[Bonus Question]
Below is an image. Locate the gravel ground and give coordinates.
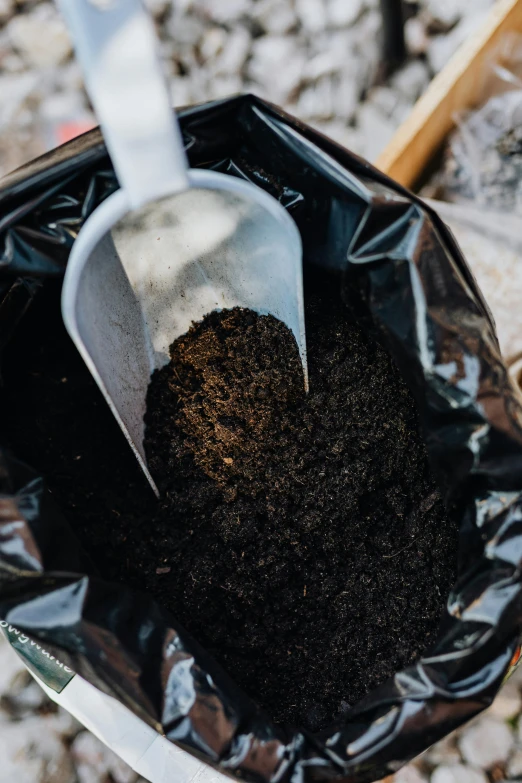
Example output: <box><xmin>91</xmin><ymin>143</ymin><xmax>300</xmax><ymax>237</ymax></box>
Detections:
<box><xmin>0</xmin><ymin>1</ymin><xmax>512</xmax><ymax>782</ymax></box>
<box><xmin>0</xmin><ymin>0</ymin><xmax>496</xmax><ymax>176</ymax></box>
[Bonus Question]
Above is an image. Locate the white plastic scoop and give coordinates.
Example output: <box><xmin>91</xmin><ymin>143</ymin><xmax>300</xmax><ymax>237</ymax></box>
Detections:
<box><xmin>58</xmin><ymin>0</ymin><xmax>307</xmax><ymax>495</ymax></box>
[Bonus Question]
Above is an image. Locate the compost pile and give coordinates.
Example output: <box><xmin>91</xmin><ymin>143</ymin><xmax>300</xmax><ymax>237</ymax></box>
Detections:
<box><xmin>2</xmin><ymin>272</ymin><xmax>458</xmax><ymax>732</ymax></box>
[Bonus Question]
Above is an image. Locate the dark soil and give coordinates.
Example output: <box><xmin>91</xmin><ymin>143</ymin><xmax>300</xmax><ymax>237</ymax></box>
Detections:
<box><xmin>1</xmin><ymin>273</ymin><xmax>459</xmax><ymax>732</ymax></box>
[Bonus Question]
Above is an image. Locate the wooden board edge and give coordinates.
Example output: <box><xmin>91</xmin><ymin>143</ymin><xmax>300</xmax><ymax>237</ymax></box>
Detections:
<box><xmin>375</xmin><ymin>0</ymin><xmax>522</xmax><ymax>188</ymax></box>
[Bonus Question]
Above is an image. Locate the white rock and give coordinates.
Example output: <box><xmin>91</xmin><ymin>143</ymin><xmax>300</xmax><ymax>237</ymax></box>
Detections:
<box><xmin>516</xmin><ymin>713</ymin><xmax>522</xmax><ymax>745</ymax></box>
<box><xmin>367</xmin><ymin>85</ymin><xmax>400</xmax><ymax>117</ymax></box>
<box><xmin>309</xmin><ymin>120</ymin><xmax>364</xmax><ymax>155</ymax></box>
<box><xmin>0</xmin><ymin>0</ymin><xmax>14</xmax><ymax>25</ymax></box>
<box><xmin>431</xmin><ymin>765</ymin><xmax>488</xmax><ymax>783</ymax></box>
<box><xmin>424</xmin><ymin>0</ymin><xmax>461</xmax><ymax>30</ymax></box>
<box><xmin>47</xmin><ymin>705</ymin><xmax>84</xmax><ymax>739</ymax></box>
<box><xmin>507</xmin><ymin>748</ymin><xmax>522</xmax><ymax>778</ymax></box>
<box><xmin>308</xmin><ymin>29</ymin><xmax>357</xmax><ymax>77</ymax></box>
<box><xmin>39</xmin><ymin>91</ymin><xmax>87</xmax><ymax>122</ymax></box>
<box><xmin>458</xmin><ymin>716</ymin><xmax>514</xmax><ymax>769</ymax></box>
<box><xmin>169</xmin><ymin>75</ymin><xmax>194</xmax><ymax>107</ymax></box>
<box><xmin>332</xmin><ymin>76</ymin><xmax>358</xmax><ymax>121</ymax></box>
<box><xmin>0</xmin><ymin>637</ymin><xmax>27</xmax><ymax>696</ymax></box>
<box><xmin>5</xmin><ymin>678</ymin><xmax>49</xmax><ymax>716</ymax></box>
<box><xmin>405</xmin><ymin>17</ymin><xmax>429</xmax><ymax>57</ymax></box>
<box><xmin>54</xmin><ymin>61</ymin><xmax>85</xmax><ymax>94</ymax></box>
<box><xmin>303</xmin><ymin>50</ymin><xmax>344</xmax><ymax>82</ymax></box>
<box><xmin>297</xmin><ymin>77</ymin><xmax>335</xmax><ymax>120</ymax></box>
<box><xmin>351</xmin><ymin>9</ymin><xmax>381</xmax><ymax>90</ymax></box>
<box><xmin>213</xmin><ymin>26</ymin><xmax>250</xmax><ymax>75</ymax></box>
<box><xmin>507</xmin><ymin>662</ymin><xmax>522</xmax><ymax>686</ymax></box>
<box><xmin>424</xmin><ymin>734</ymin><xmax>461</xmax><ymax>766</ymax></box>
<box><xmin>488</xmin><ymin>682</ymin><xmax>522</xmax><ymax>721</ymax></box>
<box><xmin>6</xmin><ymin>3</ymin><xmax>72</xmax><ymax>68</ymax></box>
<box><xmin>391</xmin><ymin>59</ymin><xmax>430</xmax><ymax>102</ymax></box>
<box><xmin>144</xmin><ymin>0</ymin><xmax>171</xmax><ymax>18</ymax></box>
<box><xmin>252</xmin><ymin>0</ymin><xmax>297</xmax><ymax>35</ymax></box>
<box><xmin>248</xmin><ymin>36</ymin><xmax>305</xmax><ymax>102</ymax></box>
<box><xmin>394</xmin><ymin>764</ymin><xmax>428</xmax><ymax>783</ymax></box>
<box><xmin>194</xmin><ymin>0</ymin><xmax>251</xmax><ymax>24</ymax></box>
<box><xmin>0</xmin><ymin>65</ymin><xmax>40</xmax><ymax>123</ymax></box>
<box><xmin>295</xmin><ymin>0</ymin><xmax>327</xmax><ymax>33</ymax></box>
<box><xmin>199</xmin><ymin>27</ymin><xmax>227</xmax><ymax>61</ymax></box>
<box><xmin>72</xmin><ymin>732</ymin><xmax>138</xmax><ymax>783</ymax></box>
<box><xmin>207</xmin><ymin>75</ymin><xmax>243</xmax><ymax>100</ymax></box>
<box><xmin>356</xmin><ymin>101</ymin><xmax>396</xmax><ymax>162</ymax></box>
<box><xmin>167</xmin><ymin>14</ymin><xmax>205</xmax><ymax>47</ymax></box>
<box><xmin>0</xmin><ymin>718</ymin><xmax>76</xmax><ymax>783</ymax></box>
<box><xmin>427</xmin><ymin>12</ymin><xmax>489</xmax><ymax>75</ymax></box>
<box><xmin>171</xmin><ymin>0</ymin><xmax>193</xmax><ymax>12</ymax></box>
<box><xmin>327</xmin><ymin>0</ymin><xmax>364</xmax><ymax>28</ymax></box>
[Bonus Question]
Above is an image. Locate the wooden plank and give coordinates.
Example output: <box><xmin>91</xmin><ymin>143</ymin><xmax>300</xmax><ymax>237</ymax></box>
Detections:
<box><xmin>375</xmin><ymin>0</ymin><xmax>522</xmax><ymax>189</ymax></box>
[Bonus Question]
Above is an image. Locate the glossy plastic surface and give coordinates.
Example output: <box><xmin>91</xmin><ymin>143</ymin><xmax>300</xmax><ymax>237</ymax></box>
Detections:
<box><xmin>0</xmin><ymin>96</ymin><xmax>521</xmax><ymax>783</ymax></box>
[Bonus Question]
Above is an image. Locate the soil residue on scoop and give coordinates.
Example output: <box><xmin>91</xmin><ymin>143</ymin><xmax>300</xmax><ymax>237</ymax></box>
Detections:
<box><xmin>1</xmin><ymin>274</ymin><xmax>459</xmax><ymax>732</ymax></box>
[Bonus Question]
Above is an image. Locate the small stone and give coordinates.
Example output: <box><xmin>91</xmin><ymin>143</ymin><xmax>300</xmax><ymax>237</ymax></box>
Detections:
<box><xmin>356</xmin><ymin>101</ymin><xmax>396</xmax><ymax>161</ymax></box>
<box><xmin>37</xmin><ymin>705</ymin><xmax>82</xmax><ymax>740</ymax></box>
<box><xmin>488</xmin><ymin>682</ymin><xmax>522</xmax><ymax>721</ymax></box>
<box><xmin>459</xmin><ymin>717</ymin><xmax>514</xmax><ymax>769</ymax></box>
<box><xmin>156</xmin><ymin>566</ymin><xmax>171</xmax><ymax>574</ymax></box>
<box><xmin>424</xmin><ymin>734</ymin><xmax>461</xmax><ymax>766</ymax></box>
<box><xmin>252</xmin><ymin>0</ymin><xmax>297</xmax><ymax>35</ymax></box>
<box><xmin>303</xmin><ymin>50</ymin><xmax>344</xmax><ymax>81</ymax></box>
<box><xmin>0</xmin><ymin>635</ymin><xmax>28</xmax><ymax>697</ymax></box>
<box><xmin>6</xmin><ymin>3</ymin><xmax>72</xmax><ymax>68</ymax></box>
<box><xmin>297</xmin><ymin>77</ymin><xmax>335</xmax><ymax>120</ymax></box>
<box><xmin>0</xmin><ymin>718</ymin><xmax>76</xmax><ymax>783</ymax></box>
<box><xmin>326</xmin><ymin>0</ymin><xmax>364</xmax><ymax>28</ymax></box>
<box><xmin>351</xmin><ymin>9</ymin><xmax>381</xmax><ymax>89</ymax></box>
<box><xmin>394</xmin><ymin>765</ymin><xmax>428</xmax><ymax>783</ymax></box>
<box><xmin>507</xmin><ymin>748</ymin><xmax>522</xmax><ymax>778</ymax></box>
<box><xmin>194</xmin><ymin>0</ymin><xmax>251</xmax><ymax>24</ymax></box>
<box><xmin>248</xmin><ymin>36</ymin><xmax>305</xmax><ymax>102</ymax></box>
<box><xmin>308</xmin><ymin>120</ymin><xmax>364</xmax><ymax>156</ymax></box>
<box><xmin>0</xmin><ymin>0</ymin><xmax>14</xmax><ymax>25</ymax></box>
<box><xmin>508</xmin><ymin>662</ymin><xmax>522</xmax><ymax>686</ymax></box>
<box><xmin>367</xmin><ymin>85</ymin><xmax>401</xmax><ymax>117</ymax></box>
<box><xmin>39</xmin><ymin>92</ymin><xmax>87</xmax><ymax>122</ymax></box>
<box><xmin>427</xmin><ymin>13</ymin><xmax>489</xmax><ymax>76</ymax></box>
<box><xmin>424</xmin><ymin>0</ymin><xmax>461</xmax><ymax>31</ymax></box>
<box><xmin>431</xmin><ymin>765</ymin><xmax>488</xmax><ymax>783</ymax></box>
<box><xmin>0</xmin><ymin>70</ymin><xmax>41</xmax><ymax>131</ymax></box>
<box><xmin>199</xmin><ymin>27</ymin><xmax>227</xmax><ymax>62</ymax></box>
<box><xmin>332</xmin><ymin>76</ymin><xmax>358</xmax><ymax>121</ymax></box>
<box><xmin>169</xmin><ymin>75</ymin><xmax>193</xmax><ymax>108</ymax></box>
<box><xmin>516</xmin><ymin>713</ymin><xmax>522</xmax><ymax>744</ymax></box>
<box><xmin>1</xmin><ymin>678</ymin><xmax>49</xmax><ymax>718</ymax></box>
<box><xmin>207</xmin><ymin>74</ymin><xmax>242</xmax><ymax>100</ymax></box>
<box><xmin>54</xmin><ymin>61</ymin><xmax>85</xmax><ymax>94</ymax></box>
<box><xmin>71</xmin><ymin>732</ymin><xmax>138</xmax><ymax>783</ymax></box>
<box><xmin>391</xmin><ymin>60</ymin><xmax>430</xmax><ymax>102</ymax></box>
<box><xmin>405</xmin><ymin>17</ymin><xmax>429</xmax><ymax>57</ymax></box>
<box><xmin>166</xmin><ymin>14</ymin><xmax>205</xmax><ymax>47</ymax></box>
<box><xmin>212</xmin><ymin>26</ymin><xmax>250</xmax><ymax>76</ymax></box>
<box><xmin>144</xmin><ymin>0</ymin><xmax>171</xmax><ymax>19</ymax></box>
<box><xmin>295</xmin><ymin>0</ymin><xmax>327</xmax><ymax>33</ymax></box>
<box><xmin>224</xmin><ymin>457</ymin><xmax>234</xmax><ymax>465</ymax></box>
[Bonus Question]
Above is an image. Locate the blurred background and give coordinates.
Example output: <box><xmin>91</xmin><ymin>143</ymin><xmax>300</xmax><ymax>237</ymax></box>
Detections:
<box><xmin>0</xmin><ymin>0</ymin><xmax>496</xmax><ymax>176</ymax></box>
<box><xmin>1</xmin><ymin>1</ymin><xmax>519</xmax><ymax>782</ymax></box>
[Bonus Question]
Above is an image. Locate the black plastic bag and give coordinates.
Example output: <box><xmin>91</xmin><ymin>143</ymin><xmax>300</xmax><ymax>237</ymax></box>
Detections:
<box><xmin>1</xmin><ymin>95</ymin><xmax>522</xmax><ymax>783</ymax></box>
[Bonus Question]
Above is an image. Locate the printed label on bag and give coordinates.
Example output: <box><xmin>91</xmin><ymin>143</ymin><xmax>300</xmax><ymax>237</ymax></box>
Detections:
<box><xmin>0</xmin><ymin>620</ymin><xmax>75</xmax><ymax>693</ymax></box>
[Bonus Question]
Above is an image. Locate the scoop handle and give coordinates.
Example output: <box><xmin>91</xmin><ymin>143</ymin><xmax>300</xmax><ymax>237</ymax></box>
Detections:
<box><xmin>57</xmin><ymin>0</ymin><xmax>189</xmax><ymax>208</ymax></box>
